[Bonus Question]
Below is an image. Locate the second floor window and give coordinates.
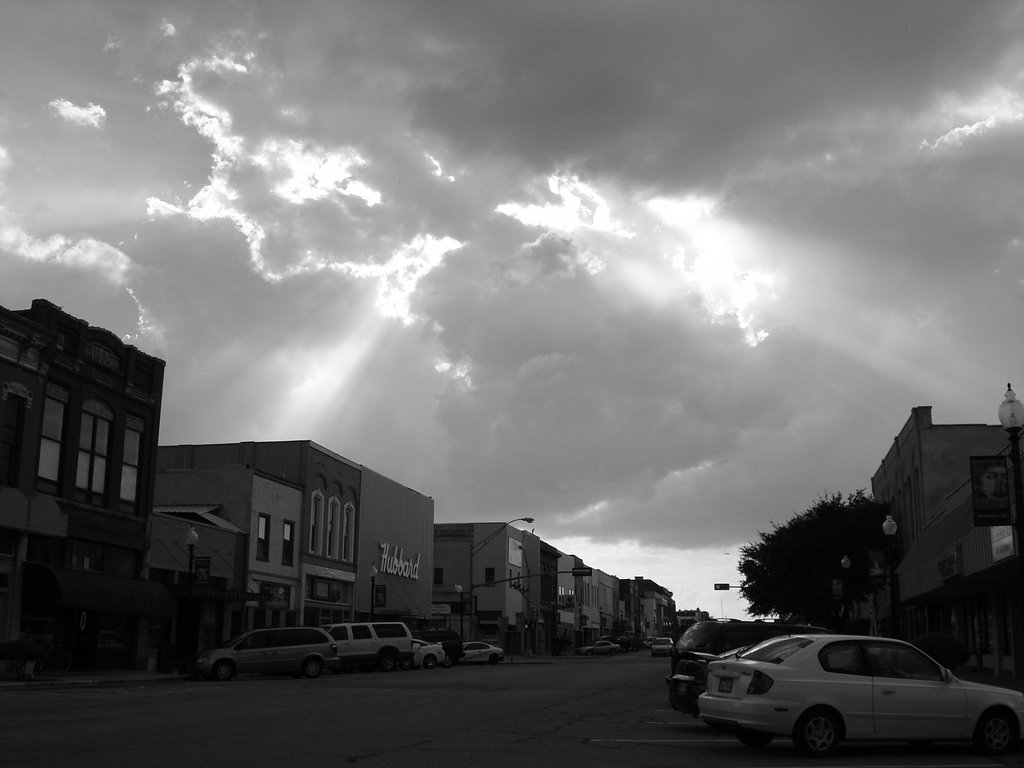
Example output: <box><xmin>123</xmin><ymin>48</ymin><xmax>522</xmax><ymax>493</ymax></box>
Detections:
<box><xmin>341</xmin><ymin>502</ymin><xmax>355</xmax><ymax>561</ymax></box>
<box><xmin>76</xmin><ymin>399</ymin><xmax>112</xmax><ymax>505</ymax></box>
<box><xmin>256</xmin><ymin>514</ymin><xmax>270</xmax><ymax>561</ymax></box>
<box><xmin>282</xmin><ymin>520</ymin><xmax>294</xmax><ymax>566</ymax></box>
<box><xmin>37</xmin><ymin>388</ymin><xmax>68</xmax><ymax>484</ymax></box>
<box><xmin>119</xmin><ymin>418</ymin><xmax>143</xmax><ymax>507</ymax></box>
<box><xmin>309</xmin><ymin>493</ymin><xmax>323</xmax><ymax>554</ymax></box>
<box><xmin>326</xmin><ymin>499</ymin><xmax>339</xmax><ymax>558</ymax></box>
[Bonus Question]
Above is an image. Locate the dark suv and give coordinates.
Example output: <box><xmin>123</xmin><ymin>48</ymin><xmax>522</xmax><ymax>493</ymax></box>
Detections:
<box><xmin>666</xmin><ymin>620</ymin><xmax>830</xmax><ymax>716</ymax></box>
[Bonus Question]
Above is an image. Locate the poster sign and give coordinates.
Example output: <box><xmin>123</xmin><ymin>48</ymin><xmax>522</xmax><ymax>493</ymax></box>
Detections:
<box><xmin>971</xmin><ymin>456</ymin><xmax>1012</xmax><ymax>526</ymax></box>
<box><xmin>193</xmin><ymin>556</ymin><xmax>211</xmax><ymax>585</ymax></box>
<box><xmin>373</xmin><ymin>584</ymin><xmax>387</xmax><ymax>607</ymax></box>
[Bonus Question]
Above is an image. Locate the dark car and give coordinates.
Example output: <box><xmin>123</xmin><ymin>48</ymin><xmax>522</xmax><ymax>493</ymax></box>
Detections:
<box><xmin>666</xmin><ymin>620</ymin><xmax>830</xmax><ymax>717</ymax></box>
<box><xmin>416</xmin><ymin>628</ymin><xmax>464</xmax><ymax>663</ymax></box>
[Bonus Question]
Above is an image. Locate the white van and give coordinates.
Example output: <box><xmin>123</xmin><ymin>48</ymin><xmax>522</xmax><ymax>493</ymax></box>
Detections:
<box><xmin>320</xmin><ymin>621</ymin><xmax>414</xmax><ymax>672</ymax></box>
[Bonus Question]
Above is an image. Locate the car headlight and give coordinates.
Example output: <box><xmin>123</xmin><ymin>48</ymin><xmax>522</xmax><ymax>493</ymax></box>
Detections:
<box><xmin>194</xmin><ymin>655</ymin><xmax>210</xmax><ymax>665</ymax></box>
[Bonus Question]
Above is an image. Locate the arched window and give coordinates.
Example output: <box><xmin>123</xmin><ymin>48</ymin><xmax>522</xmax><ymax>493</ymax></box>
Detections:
<box><xmin>326</xmin><ymin>498</ymin><xmax>340</xmax><ymax>558</ymax></box>
<box><xmin>341</xmin><ymin>502</ymin><xmax>355</xmax><ymax>562</ymax></box>
<box><xmin>309</xmin><ymin>492</ymin><xmax>324</xmax><ymax>553</ymax></box>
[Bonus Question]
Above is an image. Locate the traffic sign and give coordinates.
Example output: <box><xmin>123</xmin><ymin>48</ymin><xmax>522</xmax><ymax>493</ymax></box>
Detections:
<box><xmin>571</xmin><ymin>567</ymin><xmax>593</xmax><ymax>576</ymax></box>
<box><xmin>713</xmin><ymin>583</ymin><xmax>732</xmax><ymax>590</ymax></box>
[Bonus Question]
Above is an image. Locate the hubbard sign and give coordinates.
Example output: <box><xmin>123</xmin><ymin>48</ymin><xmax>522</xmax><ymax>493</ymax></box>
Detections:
<box><xmin>378</xmin><ymin>541</ymin><xmax>421</xmax><ymax>580</ymax></box>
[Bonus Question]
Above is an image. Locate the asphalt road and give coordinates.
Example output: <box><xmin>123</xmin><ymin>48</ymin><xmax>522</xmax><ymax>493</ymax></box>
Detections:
<box><xmin>1</xmin><ymin>653</ymin><xmax>1020</xmax><ymax>768</ymax></box>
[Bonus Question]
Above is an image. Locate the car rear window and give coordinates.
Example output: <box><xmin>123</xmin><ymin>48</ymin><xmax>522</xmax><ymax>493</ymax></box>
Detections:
<box><xmin>738</xmin><ymin>636</ymin><xmax>812</xmax><ymax>663</ymax></box>
<box><xmin>677</xmin><ymin>623</ymin><xmax>720</xmax><ymax>651</ymax></box>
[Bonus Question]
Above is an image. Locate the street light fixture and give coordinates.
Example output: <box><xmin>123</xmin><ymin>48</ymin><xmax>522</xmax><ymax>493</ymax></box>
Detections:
<box><xmin>466</xmin><ymin>517</ymin><xmax>535</xmax><ymax>641</ymax></box>
<box><xmin>369</xmin><ymin>564</ymin><xmax>379</xmax><ymax>621</ymax></box>
<box><xmin>183</xmin><ymin>526</ymin><xmax>199</xmax><ymax>670</ymax></box>
<box><xmin>454</xmin><ymin>584</ymin><xmax>465</xmax><ymax>636</ymax></box>
<box><xmin>882</xmin><ymin>514</ymin><xmax>898</xmax><ymax>637</ymax></box>
<box><xmin>998</xmin><ymin>385</ymin><xmax>1024</xmax><ymax>657</ymax></box>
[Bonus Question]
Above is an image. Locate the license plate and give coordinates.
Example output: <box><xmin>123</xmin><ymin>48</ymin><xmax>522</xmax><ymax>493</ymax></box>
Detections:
<box><xmin>718</xmin><ymin>677</ymin><xmax>733</xmax><ymax>693</ymax></box>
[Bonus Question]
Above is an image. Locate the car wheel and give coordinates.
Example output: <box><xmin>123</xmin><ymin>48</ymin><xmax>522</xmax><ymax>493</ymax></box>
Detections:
<box><xmin>974</xmin><ymin>708</ymin><xmax>1020</xmax><ymax>756</ymax></box>
<box><xmin>793</xmin><ymin>707</ymin><xmax>842</xmax><ymax>758</ymax></box>
<box><xmin>423</xmin><ymin>654</ymin><xmax>437</xmax><ymax>669</ymax></box>
<box><xmin>737</xmin><ymin>728</ymin><xmax>774</xmax><ymax>748</ymax></box>
<box><xmin>212</xmin><ymin>660</ymin><xmax>234</xmax><ymax>682</ymax></box>
<box><xmin>378</xmin><ymin>650</ymin><xmax>399</xmax><ymax>672</ymax></box>
<box><xmin>302</xmin><ymin>657</ymin><xmax>323</xmax><ymax>679</ymax></box>
<box><xmin>488</xmin><ymin>654</ymin><xmax>500</xmax><ymax>665</ymax></box>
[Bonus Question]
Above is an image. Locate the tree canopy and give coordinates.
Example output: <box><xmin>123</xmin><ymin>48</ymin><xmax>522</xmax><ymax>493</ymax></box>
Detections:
<box><xmin>737</xmin><ymin>491</ymin><xmax>891</xmax><ymax>628</ymax></box>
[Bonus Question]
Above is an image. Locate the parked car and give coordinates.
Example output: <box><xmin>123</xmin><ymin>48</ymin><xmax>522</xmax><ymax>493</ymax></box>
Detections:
<box><xmin>592</xmin><ymin>640</ymin><xmax>621</xmax><ymax>655</ymax></box>
<box><xmin>699</xmin><ymin>634</ymin><xmax>1024</xmax><ymax>757</ymax></box>
<box><xmin>461</xmin><ymin>641</ymin><xmax>504</xmax><ymax>664</ymax></box>
<box><xmin>616</xmin><ymin>635</ymin><xmax>643</xmax><ymax>652</ymax></box>
<box><xmin>403</xmin><ymin>638</ymin><xmax>447</xmax><ymax>669</ymax></box>
<box><xmin>189</xmin><ymin>626</ymin><xmax>339</xmax><ymax>681</ymax></box>
<box><xmin>416</xmin><ymin>628</ymin><xmax>464</xmax><ymax>664</ymax></box>
<box><xmin>650</xmin><ymin>637</ymin><xmax>674</xmax><ymax>656</ymax></box>
<box><xmin>667</xmin><ymin>620</ymin><xmax>830</xmax><ymax>717</ymax></box>
<box><xmin>320</xmin><ymin>621</ymin><xmax>414</xmax><ymax>672</ymax></box>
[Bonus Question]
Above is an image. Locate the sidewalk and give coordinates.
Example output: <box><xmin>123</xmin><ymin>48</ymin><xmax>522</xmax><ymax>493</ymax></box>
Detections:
<box><xmin>0</xmin><ymin>653</ymin><xmax>561</xmax><ymax>690</ymax></box>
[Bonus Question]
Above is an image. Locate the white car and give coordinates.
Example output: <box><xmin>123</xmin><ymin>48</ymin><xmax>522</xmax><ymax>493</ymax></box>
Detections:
<box><xmin>460</xmin><ymin>641</ymin><xmax>504</xmax><ymax>665</ymax></box>
<box><xmin>406</xmin><ymin>638</ymin><xmax>447</xmax><ymax>669</ymax></box>
<box><xmin>699</xmin><ymin>634</ymin><xmax>1024</xmax><ymax>757</ymax></box>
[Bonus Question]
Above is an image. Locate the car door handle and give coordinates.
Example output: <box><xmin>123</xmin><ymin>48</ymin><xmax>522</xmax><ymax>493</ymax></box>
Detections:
<box><xmin>881</xmin><ymin>689</ymin><xmax>896</xmax><ymax>696</ymax></box>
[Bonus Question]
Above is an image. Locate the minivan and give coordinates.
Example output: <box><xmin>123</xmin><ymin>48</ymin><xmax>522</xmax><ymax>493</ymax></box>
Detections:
<box><xmin>189</xmin><ymin>626</ymin><xmax>340</xmax><ymax>681</ymax></box>
<box><xmin>320</xmin><ymin>621</ymin><xmax>414</xmax><ymax>672</ymax></box>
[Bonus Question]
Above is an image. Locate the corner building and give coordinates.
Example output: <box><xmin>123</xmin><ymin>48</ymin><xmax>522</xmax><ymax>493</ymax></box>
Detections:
<box><xmin>0</xmin><ymin>299</ymin><xmax>173</xmax><ymax>670</ymax></box>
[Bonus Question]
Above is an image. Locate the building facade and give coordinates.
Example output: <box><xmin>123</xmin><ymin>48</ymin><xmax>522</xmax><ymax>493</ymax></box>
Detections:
<box><xmin>155</xmin><ymin>441</ymin><xmax>434</xmax><ymax>651</ymax></box>
<box><xmin>872</xmin><ymin>405</ymin><xmax>1019</xmax><ymax>676</ymax></box>
<box><xmin>0</xmin><ymin>299</ymin><xmax>173</xmax><ymax>670</ymax></box>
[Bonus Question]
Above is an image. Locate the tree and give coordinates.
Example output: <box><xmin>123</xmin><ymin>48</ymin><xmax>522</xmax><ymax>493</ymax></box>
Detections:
<box><xmin>738</xmin><ymin>491</ymin><xmax>890</xmax><ymax>628</ymax></box>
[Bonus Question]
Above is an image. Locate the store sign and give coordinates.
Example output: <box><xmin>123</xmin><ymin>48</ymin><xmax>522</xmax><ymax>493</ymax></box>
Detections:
<box><xmin>378</xmin><ymin>541</ymin><xmax>421</xmax><ymax>580</ymax></box>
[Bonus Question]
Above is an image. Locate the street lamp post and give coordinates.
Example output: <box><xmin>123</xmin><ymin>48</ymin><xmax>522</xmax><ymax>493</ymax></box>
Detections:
<box><xmin>466</xmin><ymin>517</ymin><xmax>534</xmax><ymax>641</ymax></box>
<box><xmin>835</xmin><ymin>554</ymin><xmax>852</xmax><ymax>630</ymax></box>
<box><xmin>998</xmin><ymin>384</ymin><xmax>1024</xmax><ymax>675</ymax></box>
<box><xmin>183</xmin><ymin>526</ymin><xmax>199</xmax><ymax>670</ymax></box>
<box><xmin>882</xmin><ymin>514</ymin><xmax>898</xmax><ymax>637</ymax></box>
<box><xmin>454</xmin><ymin>584</ymin><xmax>465</xmax><ymax>636</ymax></box>
<box><xmin>369</xmin><ymin>564</ymin><xmax>379</xmax><ymax>621</ymax></box>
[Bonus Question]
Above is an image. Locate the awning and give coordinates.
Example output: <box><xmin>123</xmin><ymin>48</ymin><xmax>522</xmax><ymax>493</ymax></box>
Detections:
<box><xmin>169</xmin><ymin>584</ymin><xmax>260</xmax><ymax>602</ymax></box>
<box><xmin>24</xmin><ymin>563</ymin><xmax>176</xmax><ymax>617</ymax></box>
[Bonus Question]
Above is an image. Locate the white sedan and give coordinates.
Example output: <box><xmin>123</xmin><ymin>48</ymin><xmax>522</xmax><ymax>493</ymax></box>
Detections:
<box><xmin>699</xmin><ymin>634</ymin><xmax>1024</xmax><ymax>757</ymax></box>
<box><xmin>407</xmin><ymin>638</ymin><xmax>447</xmax><ymax>669</ymax></box>
<box><xmin>460</xmin><ymin>641</ymin><xmax>504</xmax><ymax>665</ymax></box>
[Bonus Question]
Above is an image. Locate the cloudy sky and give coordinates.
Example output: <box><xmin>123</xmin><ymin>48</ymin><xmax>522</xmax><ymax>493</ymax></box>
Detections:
<box><xmin>3</xmin><ymin>1</ymin><xmax>1024</xmax><ymax>620</ymax></box>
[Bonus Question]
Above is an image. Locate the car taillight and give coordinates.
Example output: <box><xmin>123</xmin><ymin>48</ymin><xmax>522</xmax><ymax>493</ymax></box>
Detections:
<box><xmin>746</xmin><ymin>670</ymin><xmax>774</xmax><ymax>695</ymax></box>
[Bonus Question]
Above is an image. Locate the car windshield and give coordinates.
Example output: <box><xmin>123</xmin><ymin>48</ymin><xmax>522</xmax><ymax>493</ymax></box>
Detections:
<box><xmin>217</xmin><ymin>633</ymin><xmax>248</xmax><ymax>649</ymax></box>
<box><xmin>737</xmin><ymin>636</ymin><xmax>812</xmax><ymax>663</ymax></box>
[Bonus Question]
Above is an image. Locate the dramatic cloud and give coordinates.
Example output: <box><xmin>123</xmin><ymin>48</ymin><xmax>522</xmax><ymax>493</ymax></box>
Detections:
<box><xmin>49</xmin><ymin>99</ymin><xmax>106</xmax><ymax>128</ymax></box>
<box><xmin>3</xmin><ymin>0</ymin><xmax>1024</xmax><ymax>617</ymax></box>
